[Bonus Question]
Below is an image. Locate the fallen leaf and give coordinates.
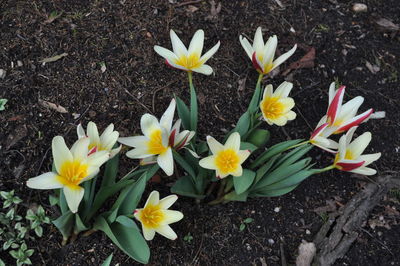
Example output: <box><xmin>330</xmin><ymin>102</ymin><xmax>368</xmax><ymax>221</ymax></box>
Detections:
<box><xmin>206</xmin><ymin>0</ymin><xmax>222</xmax><ymax>20</ymax></box>
<box><xmin>38</xmin><ymin>99</ymin><xmax>68</xmax><ymax>113</ymax></box>
<box><xmin>39</xmin><ymin>53</ymin><xmax>68</xmax><ymax>64</ymax></box>
<box><xmin>282</xmin><ymin>47</ymin><xmax>315</xmax><ymax>76</ymax></box>
<box><xmin>187</xmin><ymin>5</ymin><xmax>199</xmax><ymax>13</ymax></box>
<box><xmin>5</xmin><ymin>125</ymin><xmax>28</xmax><ymax>150</ymax></box>
<box><xmin>238</xmin><ymin>77</ymin><xmax>247</xmax><ymax>92</ymax></box>
<box><xmin>313</xmin><ymin>199</ymin><xmax>337</xmax><ymax>214</ymax></box>
<box><xmin>44</xmin><ymin>11</ymin><xmax>63</xmax><ymax>24</ymax></box>
<box><xmin>375</xmin><ymin>18</ymin><xmax>399</xmax><ymax>32</ymax></box>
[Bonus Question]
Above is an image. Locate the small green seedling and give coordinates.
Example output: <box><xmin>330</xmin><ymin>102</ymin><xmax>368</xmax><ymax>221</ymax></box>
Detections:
<box><xmin>183</xmin><ymin>232</ymin><xmax>193</xmax><ymax>243</ymax></box>
<box><xmin>239</xmin><ymin>218</ymin><xmax>254</xmax><ymax>232</ymax></box>
<box><xmin>0</xmin><ymin>99</ymin><xmax>8</xmax><ymax>111</ymax></box>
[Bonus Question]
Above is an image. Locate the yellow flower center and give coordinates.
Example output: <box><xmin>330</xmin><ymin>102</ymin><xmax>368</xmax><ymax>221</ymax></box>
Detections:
<box><xmin>147</xmin><ymin>129</ymin><xmax>168</xmax><ymax>155</ymax></box>
<box><xmin>332</xmin><ymin>118</ymin><xmax>343</xmax><ymax>127</ymax></box>
<box><xmin>333</xmin><ymin>149</ymin><xmax>355</xmax><ymax>167</ymax></box>
<box><xmin>57</xmin><ymin>160</ymin><xmax>89</xmax><ymax>187</ymax></box>
<box><xmin>174</xmin><ymin>53</ymin><xmax>203</xmax><ymax>69</ymax></box>
<box><xmin>215</xmin><ymin>149</ymin><xmax>240</xmax><ymax>174</ymax></box>
<box><xmin>139</xmin><ymin>204</ymin><xmax>164</xmax><ymax>228</ymax></box>
<box><xmin>261</xmin><ymin>97</ymin><xmax>284</xmax><ymax>120</ymax></box>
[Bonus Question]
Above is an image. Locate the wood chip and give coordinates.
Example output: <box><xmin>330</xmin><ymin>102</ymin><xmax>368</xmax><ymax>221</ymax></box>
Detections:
<box><xmin>365</xmin><ymin>61</ymin><xmax>380</xmax><ymax>74</ymax></box>
<box><xmin>38</xmin><ymin>99</ymin><xmax>68</xmax><ymax>113</ymax></box>
<box><xmin>375</xmin><ymin>18</ymin><xmax>399</xmax><ymax>32</ymax></box>
<box><xmin>283</xmin><ymin>47</ymin><xmax>315</xmax><ymax>76</ymax></box>
<box><xmin>39</xmin><ymin>53</ymin><xmax>68</xmax><ymax>64</ymax></box>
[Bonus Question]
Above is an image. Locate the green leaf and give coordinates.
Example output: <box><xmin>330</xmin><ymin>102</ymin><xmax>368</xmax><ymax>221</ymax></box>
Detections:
<box><xmin>115</xmin><ymin>216</ymin><xmax>139</xmax><ymax>231</ymax></box>
<box><xmin>232</xmin><ymin>111</ymin><xmax>250</xmax><ymax>137</ymax></box>
<box><xmin>251</xmin><ymin>184</ymin><xmax>298</xmax><ymax>197</ymax></box>
<box><xmin>94</xmin><ymin>216</ymin><xmax>150</xmax><ymax>264</ymax></box>
<box><xmin>190</xmin><ymin>83</ymin><xmax>198</xmax><ymax>132</ymax></box>
<box><xmin>250</xmin><ymin>139</ymin><xmax>304</xmax><ymax>169</ymax></box>
<box><xmin>272</xmin><ymin>144</ymin><xmax>313</xmax><ymax>170</ymax></box>
<box><xmin>74</xmin><ymin>213</ymin><xmax>88</xmax><ymax>234</ymax></box>
<box><xmin>248</xmin><ymin>78</ymin><xmax>263</xmax><ymax>113</ymax></box>
<box><xmin>197</xmin><ymin>141</ymin><xmax>209</xmax><ymax>154</ymax></box>
<box><xmin>253</xmin><ymin>154</ymin><xmax>280</xmax><ymax>185</ymax></box>
<box><xmin>233</xmin><ymin>169</ymin><xmax>256</xmax><ymax>195</ymax></box>
<box><xmin>52</xmin><ymin>211</ymin><xmax>74</xmax><ymax>240</ymax></box>
<box><xmin>254</xmin><ymin>158</ymin><xmax>311</xmax><ymax>189</ymax></box>
<box><xmin>175</xmin><ymin>95</ymin><xmax>191</xmax><ymax>130</ymax></box>
<box><xmin>101</xmin><ymin>153</ymin><xmax>120</xmax><ymax>187</ymax></box>
<box><xmin>240</xmin><ymin>142</ymin><xmax>258</xmax><ymax>152</ymax></box>
<box><xmin>172</xmin><ymin>150</ymin><xmax>197</xmax><ymax>179</ymax></box>
<box><xmin>0</xmin><ymin>99</ymin><xmax>7</xmax><ymax>111</ymax></box>
<box><xmin>59</xmin><ymin>189</ymin><xmax>69</xmax><ymax>214</ymax></box>
<box><xmin>171</xmin><ymin>175</ymin><xmax>205</xmax><ymax>199</ymax></box>
<box><xmin>34</xmin><ymin>226</ymin><xmax>43</xmax><ymax>237</ymax></box>
<box><xmin>49</xmin><ymin>195</ymin><xmax>59</xmax><ymax>206</ymax></box>
<box><xmin>244</xmin><ymin>218</ymin><xmax>253</xmax><ymax>224</ymax></box>
<box><xmin>223</xmin><ymin>190</ymin><xmax>249</xmax><ymax>202</ymax></box>
<box><xmin>101</xmin><ymin>253</ymin><xmax>113</xmax><ymax>266</ymax></box>
<box><xmin>246</xmin><ymin>129</ymin><xmax>270</xmax><ymax>148</ymax></box>
<box><xmin>239</xmin><ymin>223</ymin><xmax>246</xmax><ymax>231</ymax></box>
<box><xmin>261</xmin><ymin>169</ymin><xmax>314</xmax><ymax>191</ymax></box>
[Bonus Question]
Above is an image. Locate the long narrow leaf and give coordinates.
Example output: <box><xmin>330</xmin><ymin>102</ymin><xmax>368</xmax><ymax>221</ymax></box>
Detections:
<box><xmin>190</xmin><ymin>84</ymin><xmax>198</xmax><ymax>132</ymax></box>
<box><xmin>101</xmin><ymin>154</ymin><xmax>119</xmax><ymax>187</ymax></box>
<box><xmin>173</xmin><ymin>150</ymin><xmax>197</xmax><ymax>179</ymax></box>
<box><xmin>175</xmin><ymin>95</ymin><xmax>191</xmax><ymax>130</ymax></box>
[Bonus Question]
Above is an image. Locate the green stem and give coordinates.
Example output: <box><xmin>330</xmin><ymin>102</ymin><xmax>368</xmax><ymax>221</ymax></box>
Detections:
<box><xmin>288</xmin><ymin>140</ymin><xmax>310</xmax><ymax>150</ymax></box>
<box><xmin>188</xmin><ymin>71</ymin><xmax>193</xmax><ymax>87</ymax></box>
<box><xmin>312</xmin><ymin>165</ymin><xmax>335</xmax><ymax>174</ymax></box>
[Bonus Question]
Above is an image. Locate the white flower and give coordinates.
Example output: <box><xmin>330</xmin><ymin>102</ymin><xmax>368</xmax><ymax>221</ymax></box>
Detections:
<box><xmin>134</xmin><ymin>191</ymin><xmax>183</xmax><ymax>241</ymax></box>
<box><xmin>199</xmin><ymin>132</ymin><xmax>251</xmax><ymax>179</ymax></box>
<box><xmin>27</xmin><ymin>136</ymin><xmax>109</xmax><ymax>213</ymax></box>
<box><xmin>154</xmin><ymin>29</ymin><xmax>220</xmax><ymax>75</ymax></box>
<box><xmin>260</xmin><ymin>81</ymin><xmax>296</xmax><ymax>126</ymax></box>
<box><xmin>77</xmin><ymin>122</ymin><xmax>121</xmax><ymax>159</ymax></box>
<box><xmin>333</xmin><ymin>127</ymin><xmax>381</xmax><ymax>175</ymax></box>
<box><xmin>118</xmin><ymin>99</ymin><xmax>194</xmax><ymax>176</ymax></box>
<box><xmin>239</xmin><ymin>27</ymin><xmax>297</xmax><ymax>74</ymax></box>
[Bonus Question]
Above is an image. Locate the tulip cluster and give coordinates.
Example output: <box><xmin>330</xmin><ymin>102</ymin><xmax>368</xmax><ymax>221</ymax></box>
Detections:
<box><xmin>26</xmin><ymin>26</ymin><xmax>383</xmax><ymax>264</ymax></box>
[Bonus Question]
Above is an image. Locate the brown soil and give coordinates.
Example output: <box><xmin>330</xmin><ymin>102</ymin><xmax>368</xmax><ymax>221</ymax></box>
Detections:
<box><xmin>1</xmin><ymin>0</ymin><xmax>399</xmax><ymax>265</ymax></box>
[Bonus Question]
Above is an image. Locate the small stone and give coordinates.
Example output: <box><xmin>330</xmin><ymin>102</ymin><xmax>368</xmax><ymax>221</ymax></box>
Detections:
<box><xmin>0</xmin><ymin>69</ymin><xmax>6</xmax><ymax>79</ymax></box>
<box><xmin>299</xmin><ymin>209</ymin><xmax>304</xmax><ymax>213</ymax></box>
<box><xmin>377</xmin><ymin>231</ymin><xmax>383</xmax><ymax>237</ymax></box>
<box><xmin>352</xmin><ymin>3</ymin><xmax>367</xmax><ymax>13</ymax></box>
<box><xmin>306</xmin><ymin>229</ymin><xmax>311</xmax><ymax>235</ymax></box>
<box><xmin>274</xmin><ymin>207</ymin><xmax>281</xmax><ymax>213</ymax></box>
<box><xmin>268</xmin><ymin>239</ymin><xmax>275</xmax><ymax>245</ymax></box>
<box><xmin>17</xmin><ymin>60</ymin><xmax>23</xmax><ymax>67</ymax></box>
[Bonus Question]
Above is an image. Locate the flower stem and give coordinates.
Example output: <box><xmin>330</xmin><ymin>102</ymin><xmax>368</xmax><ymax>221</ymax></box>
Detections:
<box><xmin>188</xmin><ymin>71</ymin><xmax>193</xmax><ymax>88</ymax></box>
<box><xmin>312</xmin><ymin>165</ymin><xmax>335</xmax><ymax>174</ymax></box>
<box><xmin>288</xmin><ymin>140</ymin><xmax>310</xmax><ymax>150</ymax></box>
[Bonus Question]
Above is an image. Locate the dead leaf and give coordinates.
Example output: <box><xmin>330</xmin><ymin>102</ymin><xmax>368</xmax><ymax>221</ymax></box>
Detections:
<box><xmin>365</xmin><ymin>61</ymin><xmax>380</xmax><ymax>74</ymax></box>
<box><xmin>238</xmin><ymin>77</ymin><xmax>246</xmax><ymax>92</ymax></box>
<box><xmin>313</xmin><ymin>199</ymin><xmax>337</xmax><ymax>214</ymax></box>
<box><xmin>187</xmin><ymin>5</ymin><xmax>199</xmax><ymax>13</ymax></box>
<box><xmin>282</xmin><ymin>47</ymin><xmax>315</xmax><ymax>76</ymax></box>
<box><xmin>39</xmin><ymin>53</ymin><xmax>68</xmax><ymax>64</ymax></box>
<box><xmin>206</xmin><ymin>0</ymin><xmax>221</xmax><ymax>20</ymax></box>
<box><xmin>44</xmin><ymin>11</ymin><xmax>63</xmax><ymax>24</ymax></box>
<box><xmin>5</xmin><ymin>125</ymin><xmax>28</xmax><ymax>150</ymax></box>
<box><xmin>375</xmin><ymin>18</ymin><xmax>399</xmax><ymax>32</ymax></box>
<box><xmin>38</xmin><ymin>99</ymin><xmax>68</xmax><ymax>113</ymax></box>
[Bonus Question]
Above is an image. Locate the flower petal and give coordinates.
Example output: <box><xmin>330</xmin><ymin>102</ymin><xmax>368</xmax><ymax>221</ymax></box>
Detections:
<box><xmin>118</xmin><ymin>136</ymin><xmax>148</xmax><ymax>148</ymax></box>
<box><xmin>252</xmin><ymin>27</ymin><xmax>264</xmax><ymax>56</ymax></box>
<box><xmin>337</xmin><ymin>96</ymin><xmax>364</xmax><ymax>122</ymax></box>
<box><xmin>239</xmin><ymin>35</ymin><xmax>254</xmax><ymax>59</ymax></box>
<box><xmin>336</xmin><ymin>108</ymin><xmax>374</xmax><ymax>134</ymax></box>
<box><xmin>126</xmin><ymin>147</ymin><xmax>154</xmax><ymax>159</ymax></box>
<box><xmin>192</xmin><ymin>64</ymin><xmax>213</xmax><ymax>75</ymax></box>
<box><xmin>142</xmin><ymin>225</ymin><xmax>156</xmax><ymax>241</ymax></box>
<box><xmin>87</xmin><ymin>122</ymin><xmax>100</xmax><ymax>144</ymax></box>
<box><xmin>70</xmin><ymin>137</ymin><xmax>90</xmax><ymax>159</ymax></box>
<box><xmin>206</xmin><ymin>136</ymin><xmax>224</xmax><ymax>154</ymax></box>
<box><xmin>199</xmin><ymin>41</ymin><xmax>220</xmax><ymax>63</ymax></box>
<box><xmin>188</xmin><ymin>29</ymin><xmax>204</xmax><ymax>57</ymax></box>
<box><xmin>351</xmin><ymin>167</ymin><xmax>377</xmax><ymax>176</ymax></box>
<box><xmin>144</xmin><ymin>191</ymin><xmax>160</xmax><ymax>207</ymax></box>
<box><xmin>141</xmin><ymin>114</ymin><xmax>161</xmax><ymax>139</ymax></box>
<box><xmin>87</xmin><ymin>150</ymin><xmax>109</xmax><ymax>167</ymax></box>
<box><xmin>63</xmin><ymin>185</ymin><xmax>84</xmax><ymax>213</ymax></box>
<box><xmin>199</xmin><ymin>155</ymin><xmax>217</xmax><ymax>170</ymax></box>
<box><xmin>347</xmin><ymin>132</ymin><xmax>372</xmax><ymax>158</ymax></box>
<box><xmin>157</xmin><ymin>147</ymin><xmax>174</xmax><ymax>176</ymax></box>
<box><xmin>155</xmin><ymin>225</ymin><xmax>177</xmax><ymax>240</ymax></box>
<box><xmin>310</xmin><ymin>123</ymin><xmax>329</xmax><ymax>140</ymax></box>
<box><xmin>225</xmin><ymin>132</ymin><xmax>240</xmax><ymax>150</ymax></box>
<box><xmin>262</xmin><ymin>35</ymin><xmax>277</xmax><ymax>66</ymax></box>
<box><xmin>271</xmin><ymin>44</ymin><xmax>297</xmax><ymax>70</ymax></box>
<box><xmin>336</xmin><ymin>160</ymin><xmax>365</xmax><ymax>171</ymax></box>
<box><xmin>161</xmin><ymin>210</ymin><xmax>184</xmax><ymax>225</ymax></box>
<box><xmin>238</xmin><ymin>150</ymin><xmax>251</xmax><ymax>164</ymax></box>
<box><xmin>326</xmin><ymin>85</ymin><xmax>345</xmax><ymax>124</ymax></box>
<box><xmin>154</xmin><ymin>45</ymin><xmax>177</xmax><ymax>62</ymax></box>
<box><xmin>273</xmin><ymin>81</ymin><xmax>293</xmax><ymax>98</ymax></box>
<box><xmin>262</xmin><ymin>84</ymin><xmax>273</xmax><ymax>99</ymax></box>
<box><xmin>26</xmin><ymin>172</ymin><xmax>63</xmax><ymax>189</ymax></box>
<box><xmin>52</xmin><ymin>136</ymin><xmax>73</xmax><ymax>173</ymax></box>
<box><xmin>77</xmin><ymin>124</ymin><xmax>86</xmax><ymax>139</ymax></box>
<box><xmin>328</xmin><ymin>82</ymin><xmax>336</xmax><ymax>105</ymax></box>
<box><xmin>170</xmin><ymin>29</ymin><xmax>188</xmax><ymax>57</ymax></box>
<box><xmin>159</xmin><ymin>195</ymin><xmax>178</xmax><ymax>209</ymax></box>
<box><xmin>231</xmin><ymin>165</ymin><xmax>243</xmax><ymax>177</ymax></box>
<box><xmin>359</xmin><ymin>153</ymin><xmax>381</xmax><ymax>167</ymax></box>
<box><xmin>160</xmin><ymin>99</ymin><xmax>176</xmax><ymax>131</ymax></box>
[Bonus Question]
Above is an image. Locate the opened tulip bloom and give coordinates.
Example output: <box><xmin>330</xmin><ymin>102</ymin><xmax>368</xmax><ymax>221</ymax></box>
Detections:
<box><xmin>77</xmin><ymin>121</ymin><xmax>121</xmax><ymax>159</ymax></box>
<box><xmin>309</xmin><ymin>123</ymin><xmax>338</xmax><ymax>153</ymax></box>
<box><xmin>118</xmin><ymin>99</ymin><xmax>194</xmax><ymax>176</ymax></box>
<box><xmin>260</xmin><ymin>81</ymin><xmax>296</xmax><ymax>126</ymax></box>
<box><xmin>239</xmin><ymin>27</ymin><xmax>297</xmax><ymax>74</ymax></box>
<box><xmin>154</xmin><ymin>29</ymin><xmax>220</xmax><ymax>75</ymax></box>
<box><xmin>27</xmin><ymin>136</ymin><xmax>109</xmax><ymax>213</ymax></box>
<box><xmin>333</xmin><ymin>127</ymin><xmax>381</xmax><ymax>175</ymax></box>
<box><xmin>134</xmin><ymin>191</ymin><xmax>183</xmax><ymax>241</ymax></box>
<box><xmin>199</xmin><ymin>132</ymin><xmax>251</xmax><ymax>179</ymax></box>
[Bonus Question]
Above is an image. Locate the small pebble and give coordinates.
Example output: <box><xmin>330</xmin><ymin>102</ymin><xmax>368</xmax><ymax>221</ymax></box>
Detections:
<box><xmin>306</xmin><ymin>229</ymin><xmax>311</xmax><ymax>235</ymax></box>
<box><xmin>274</xmin><ymin>207</ymin><xmax>281</xmax><ymax>213</ymax></box>
<box><xmin>299</xmin><ymin>209</ymin><xmax>304</xmax><ymax>213</ymax></box>
<box><xmin>17</xmin><ymin>60</ymin><xmax>23</xmax><ymax>67</ymax></box>
<box><xmin>0</xmin><ymin>69</ymin><xmax>6</xmax><ymax>79</ymax></box>
<box><xmin>352</xmin><ymin>3</ymin><xmax>368</xmax><ymax>13</ymax></box>
<box><xmin>377</xmin><ymin>231</ymin><xmax>383</xmax><ymax>237</ymax></box>
<box><xmin>268</xmin><ymin>239</ymin><xmax>275</xmax><ymax>245</ymax></box>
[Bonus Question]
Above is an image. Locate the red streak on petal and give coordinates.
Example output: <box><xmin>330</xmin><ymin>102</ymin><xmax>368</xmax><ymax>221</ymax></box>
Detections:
<box><xmin>335</xmin><ymin>108</ymin><xmax>374</xmax><ymax>134</ymax></box>
<box><xmin>252</xmin><ymin>52</ymin><xmax>263</xmax><ymax>72</ymax></box>
<box><xmin>310</xmin><ymin>122</ymin><xmax>329</xmax><ymax>140</ymax></box>
<box><xmin>134</xmin><ymin>209</ymin><xmax>138</xmax><ymax>214</ymax></box>
<box><xmin>336</xmin><ymin>160</ymin><xmax>365</xmax><ymax>171</ymax></box>
<box><xmin>88</xmin><ymin>146</ymin><xmax>97</xmax><ymax>156</ymax></box>
<box><xmin>169</xmin><ymin>129</ymin><xmax>176</xmax><ymax>147</ymax></box>
<box><xmin>327</xmin><ymin>86</ymin><xmax>345</xmax><ymax>125</ymax></box>
<box><xmin>175</xmin><ymin>133</ymin><xmax>190</xmax><ymax>150</ymax></box>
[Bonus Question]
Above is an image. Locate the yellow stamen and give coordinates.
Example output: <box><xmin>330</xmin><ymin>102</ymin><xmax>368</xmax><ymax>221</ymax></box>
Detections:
<box><xmin>262</xmin><ymin>63</ymin><xmax>273</xmax><ymax>74</ymax></box>
<box><xmin>215</xmin><ymin>149</ymin><xmax>240</xmax><ymax>174</ymax></box>
<box><xmin>344</xmin><ymin>149</ymin><xmax>354</xmax><ymax>160</ymax></box>
<box><xmin>174</xmin><ymin>53</ymin><xmax>203</xmax><ymax>69</ymax></box>
<box><xmin>261</xmin><ymin>97</ymin><xmax>285</xmax><ymax>120</ymax></box>
<box><xmin>147</xmin><ymin>129</ymin><xmax>168</xmax><ymax>155</ymax></box>
<box><xmin>139</xmin><ymin>204</ymin><xmax>164</xmax><ymax>228</ymax></box>
<box><xmin>57</xmin><ymin>160</ymin><xmax>89</xmax><ymax>188</ymax></box>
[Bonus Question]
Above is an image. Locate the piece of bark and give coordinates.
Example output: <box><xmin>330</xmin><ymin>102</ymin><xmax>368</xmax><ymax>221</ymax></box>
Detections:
<box><xmin>313</xmin><ymin>174</ymin><xmax>400</xmax><ymax>266</ymax></box>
